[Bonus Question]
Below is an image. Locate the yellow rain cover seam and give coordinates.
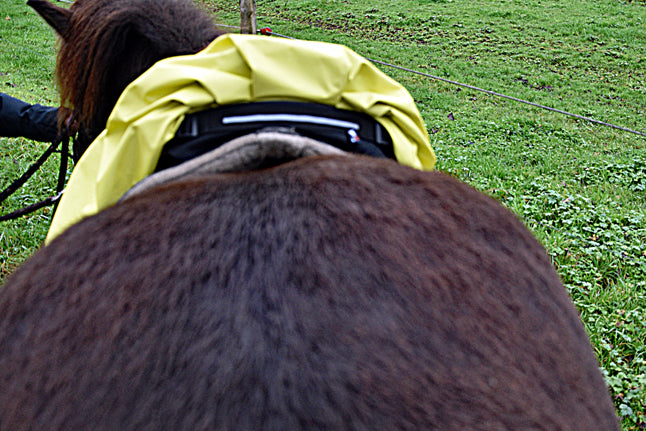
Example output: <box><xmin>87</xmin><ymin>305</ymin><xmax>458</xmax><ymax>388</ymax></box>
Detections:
<box><xmin>46</xmin><ymin>34</ymin><xmax>436</xmax><ymax>243</ymax></box>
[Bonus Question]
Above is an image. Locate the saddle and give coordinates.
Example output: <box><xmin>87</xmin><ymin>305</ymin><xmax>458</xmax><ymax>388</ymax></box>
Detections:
<box><xmin>123</xmin><ymin>101</ymin><xmax>394</xmax><ymax>199</ymax></box>
<box><xmin>46</xmin><ymin>34</ymin><xmax>436</xmax><ymax>242</ymax></box>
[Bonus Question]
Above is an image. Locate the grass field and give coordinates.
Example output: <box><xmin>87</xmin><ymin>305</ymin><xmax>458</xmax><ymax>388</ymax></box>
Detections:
<box><xmin>2</xmin><ymin>0</ymin><xmax>645</xmax><ymax>427</ymax></box>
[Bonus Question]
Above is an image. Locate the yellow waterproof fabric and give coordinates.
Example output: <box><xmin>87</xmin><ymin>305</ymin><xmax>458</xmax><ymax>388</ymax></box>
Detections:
<box><xmin>46</xmin><ymin>34</ymin><xmax>436</xmax><ymax>243</ymax></box>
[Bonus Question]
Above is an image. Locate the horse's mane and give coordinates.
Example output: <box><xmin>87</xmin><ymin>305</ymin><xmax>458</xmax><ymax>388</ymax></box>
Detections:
<box><xmin>30</xmin><ymin>0</ymin><xmax>224</xmax><ymax>159</ymax></box>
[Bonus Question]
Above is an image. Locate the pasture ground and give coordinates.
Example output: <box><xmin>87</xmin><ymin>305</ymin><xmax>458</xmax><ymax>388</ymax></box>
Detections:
<box><xmin>1</xmin><ymin>0</ymin><xmax>645</xmax><ymax>428</ymax></box>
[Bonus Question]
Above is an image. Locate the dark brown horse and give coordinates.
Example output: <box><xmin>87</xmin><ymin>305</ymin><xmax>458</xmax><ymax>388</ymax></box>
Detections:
<box><xmin>0</xmin><ymin>0</ymin><xmax>619</xmax><ymax>429</ymax></box>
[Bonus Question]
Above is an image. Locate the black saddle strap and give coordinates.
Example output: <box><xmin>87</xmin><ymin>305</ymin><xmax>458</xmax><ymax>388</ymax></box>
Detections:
<box><xmin>156</xmin><ymin>102</ymin><xmax>395</xmax><ymax>172</ymax></box>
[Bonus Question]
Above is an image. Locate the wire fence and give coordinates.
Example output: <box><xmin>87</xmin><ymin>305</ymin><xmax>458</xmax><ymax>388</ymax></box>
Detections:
<box><xmin>250</xmin><ymin>26</ymin><xmax>646</xmax><ymax>138</ymax></box>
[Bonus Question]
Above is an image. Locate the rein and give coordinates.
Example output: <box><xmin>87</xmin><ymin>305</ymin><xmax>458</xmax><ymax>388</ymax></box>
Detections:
<box><xmin>0</xmin><ymin>136</ymin><xmax>70</xmax><ymax>222</ymax></box>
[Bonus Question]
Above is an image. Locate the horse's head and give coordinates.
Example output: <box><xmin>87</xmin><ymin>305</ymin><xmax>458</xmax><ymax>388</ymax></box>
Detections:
<box><xmin>28</xmin><ymin>0</ymin><xmax>223</xmax><ymax>160</ymax></box>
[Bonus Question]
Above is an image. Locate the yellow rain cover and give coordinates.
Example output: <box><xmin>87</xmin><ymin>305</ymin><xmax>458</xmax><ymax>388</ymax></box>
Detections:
<box><xmin>46</xmin><ymin>34</ymin><xmax>436</xmax><ymax>243</ymax></box>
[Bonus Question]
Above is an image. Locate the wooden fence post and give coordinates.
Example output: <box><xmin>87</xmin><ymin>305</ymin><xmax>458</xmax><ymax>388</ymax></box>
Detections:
<box><xmin>240</xmin><ymin>0</ymin><xmax>257</xmax><ymax>34</ymax></box>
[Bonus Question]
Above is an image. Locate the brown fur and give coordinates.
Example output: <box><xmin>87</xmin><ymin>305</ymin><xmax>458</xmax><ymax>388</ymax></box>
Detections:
<box><xmin>27</xmin><ymin>0</ymin><xmax>223</xmax><ymax>159</ymax></box>
<box><xmin>1</xmin><ymin>0</ymin><xmax>620</xmax><ymax>429</ymax></box>
<box><xmin>0</xmin><ymin>156</ymin><xmax>619</xmax><ymax>430</ymax></box>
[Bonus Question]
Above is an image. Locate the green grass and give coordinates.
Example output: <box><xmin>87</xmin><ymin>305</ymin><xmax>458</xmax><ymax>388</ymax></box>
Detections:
<box><xmin>2</xmin><ymin>0</ymin><xmax>646</xmax><ymax>427</ymax></box>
